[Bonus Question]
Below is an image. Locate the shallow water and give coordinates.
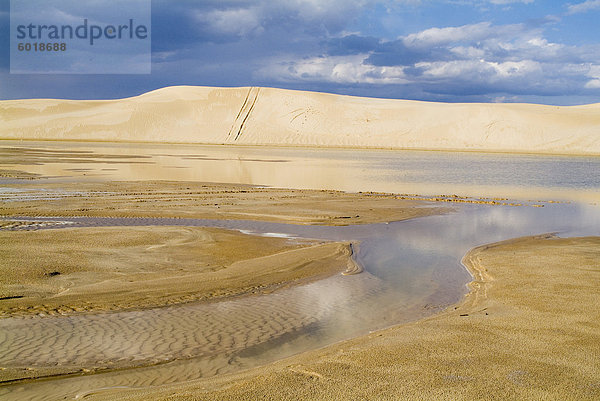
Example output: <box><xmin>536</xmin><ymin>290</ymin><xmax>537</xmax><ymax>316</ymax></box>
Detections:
<box><xmin>1</xmin><ymin>202</ymin><xmax>599</xmax><ymax>400</ymax></box>
<box><xmin>1</xmin><ymin>141</ymin><xmax>599</xmax><ymax>202</ymax></box>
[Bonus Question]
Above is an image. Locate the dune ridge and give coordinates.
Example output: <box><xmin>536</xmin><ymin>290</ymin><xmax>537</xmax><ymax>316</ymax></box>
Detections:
<box><xmin>1</xmin><ymin>85</ymin><xmax>599</xmax><ymax>155</ymax></box>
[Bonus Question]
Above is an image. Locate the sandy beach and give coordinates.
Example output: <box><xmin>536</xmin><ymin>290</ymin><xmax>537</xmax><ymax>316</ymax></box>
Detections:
<box><xmin>0</xmin><ymin>145</ymin><xmax>598</xmax><ymax>399</ymax></box>
<box><xmin>86</xmin><ymin>235</ymin><xmax>600</xmax><ymax>401</ymax></box>
<box><xmin>0</xmin><ymin>169</ymin><xmax>455</xmax><ymax>388</ymax></box>
<box><xmin>0</xmin><ymin>226</ymin><xmax>358</xmax><ymax>317</ymax></box>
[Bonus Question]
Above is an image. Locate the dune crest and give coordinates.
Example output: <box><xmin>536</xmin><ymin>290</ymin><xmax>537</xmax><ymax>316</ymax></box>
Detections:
<box><xmin>1</xmin><ymin>86</ymin><xmax>599</xmax><ymax>155</ymax></box>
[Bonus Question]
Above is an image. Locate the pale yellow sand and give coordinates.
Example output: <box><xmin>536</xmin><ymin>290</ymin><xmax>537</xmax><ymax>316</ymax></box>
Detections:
<box><xmin>1</xmin><ymin>86</ymin><xmax>599</xmax><ymax>155</ymax></box>
<box><xmin>88</xmin><ymin>235</ymin><xmax>600</xmax><ymax>401</ymax></box>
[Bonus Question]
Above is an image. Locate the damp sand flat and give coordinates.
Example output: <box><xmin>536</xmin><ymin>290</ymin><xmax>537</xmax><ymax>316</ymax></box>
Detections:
<box><xmin>0</xmin><ymin>179</ymin><xmax>444</xmax><ymax>226</ymax></box>
<box><xmin>1</xmin><ymin>202</ymin><xmax>599</xmax><ymax>400</ymax></box>
<box><xmin>1</xmin><ymin>142</ymin><xmax>599</xmax><ymax>400</ymax></box>
<box><xmin>88</xmin><ymin>236</ymin><xmax>600</xmax><ymax>401</ymax></box>
<box><xmin>0</xmin><ymin>178</ymin><xmax>446</xmax><ymax>398</ymax></box>
<box><xmin>0</xmin><ymin>226</ymin><xmax>356</xmax><ymax>317</ymax></box>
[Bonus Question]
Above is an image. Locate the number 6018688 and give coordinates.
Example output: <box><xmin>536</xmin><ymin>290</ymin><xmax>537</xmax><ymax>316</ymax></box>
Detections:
<box><xmin>17</xmin><ymin>43</ymin><xmax>67</xmax><ymax>51</ymax></box>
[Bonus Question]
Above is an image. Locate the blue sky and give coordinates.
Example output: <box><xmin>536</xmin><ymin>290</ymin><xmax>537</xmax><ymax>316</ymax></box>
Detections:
<box><xmin>1</xmin><ymin>0</ymin><xmax>600</xmax><ymax>104</ymax></box>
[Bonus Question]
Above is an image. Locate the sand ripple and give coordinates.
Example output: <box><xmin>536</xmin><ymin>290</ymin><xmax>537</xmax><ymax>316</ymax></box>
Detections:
<box><xmin>0</xmin><ymin>270</ymin><xmax>390</xmax><ymax>401</ymax></box>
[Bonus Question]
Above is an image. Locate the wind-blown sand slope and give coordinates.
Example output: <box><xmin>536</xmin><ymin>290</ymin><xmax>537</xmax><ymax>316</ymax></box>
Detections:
<box><xmin>1</xmin><ymin>86</ymin><xmax>599</xmax><ymax>154</ymax></box>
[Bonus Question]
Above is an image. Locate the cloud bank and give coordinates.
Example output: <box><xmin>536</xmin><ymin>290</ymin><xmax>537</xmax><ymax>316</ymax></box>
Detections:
<box><xmin>1</xmin><ymin>0</ymin><xmax>599</xmax><ymax>104</ymax></box>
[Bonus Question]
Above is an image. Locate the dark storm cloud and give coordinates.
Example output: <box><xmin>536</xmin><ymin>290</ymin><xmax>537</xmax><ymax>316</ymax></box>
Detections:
<box><xmin>365</xmin><ymin>39</ymin><xmax>454</xmax><ymax>66</ymax></box>
<box><xmin>325</xmin><ymin>35</ymin><xmax>380</xmax><ymax>56</ymax></box>
<box><xmin>2</xmin><ymin>0</ymin><xmax>600</xmax><ymax>105</ymax></box>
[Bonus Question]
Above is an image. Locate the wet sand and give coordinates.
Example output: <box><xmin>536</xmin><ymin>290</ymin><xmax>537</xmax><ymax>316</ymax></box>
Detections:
<box><xmin>0</xmin><ymin>177</ymin><xmax>445</xmax><ymax>314</ymax></box>
<box><xmin>0</xmin><ymin>226</ymin><xmax>356</xmax><ymax>317</ymax></box>
<box><xmin>0</xmin><ymin>170</ymin><xmax>450</xmax><ymax>391</ymax></box>
<box><xmin>2</xmin><ymin>162</ymin><xmax>597</xmax><ymax>399</ymax></box>
<box><xmin>88</xmin><ymin>235</ymin><xmax>600</xmax><ymax>401</ymax></box>
<box><xmin>0</xmin><ymin>179</ymin><xmax>446</xmax><ymax>225</ymax></box>
<box><xmin>0</xmin><ymin>179</ymin><xmax>444</xmax><ymax>320</ymax></box>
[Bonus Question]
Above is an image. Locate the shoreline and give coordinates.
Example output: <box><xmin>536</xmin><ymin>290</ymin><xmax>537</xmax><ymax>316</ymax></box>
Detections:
<box><xmin>1</xmin><ymin>166</ymin><xmax>598</xmax><ymax>399</ymax></box>
<box><xmin>0</xmin><ymin>180</ymin><xmax>449</xmax><ymax>226</ymax></box>
<box><xmin>85</xmin><ymin>234</ymin><xmax>600</xmax><ymax>401</ymax></box>
<box><xmin>0</xmin><ymin>225</ymin><xmax>359</xmax><ymax>319</ymax></box>
<box><xmin>0</xmin><ymin>232</ymin><xmax>504</xmax><ymax>386</ymax></box>
<box><xmin>0</xmin><ymin>179</ymin><xmax>443</xmax><ymax>320</ymax></box>
<box><xmin>3</xmin><ymin>138</ymin><xmax>600</xmax><ymax>158</ymax></box>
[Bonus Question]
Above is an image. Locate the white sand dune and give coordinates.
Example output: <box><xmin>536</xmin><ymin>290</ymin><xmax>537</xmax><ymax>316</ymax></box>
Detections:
<box><xmin>1</xmin><ymin>86</ymin><xmax>599</xmax><ymax>155</ymax></box>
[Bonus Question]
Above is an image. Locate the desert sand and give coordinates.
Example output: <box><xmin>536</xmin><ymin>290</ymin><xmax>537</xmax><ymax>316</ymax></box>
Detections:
<box><xmin>87</xmin><ymin>235</ymin><xmax>600</xmax><ymax>401</ymax></box>
<box><xmin>1</xmin><ymin>86</ymin><xmax>599</xmax><ymax>155</ymax></box>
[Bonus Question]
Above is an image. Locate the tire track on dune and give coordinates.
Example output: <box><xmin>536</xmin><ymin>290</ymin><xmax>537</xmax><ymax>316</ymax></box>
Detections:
<box><xmin>226</xmin><ymin>87</ymin><xmax>261</xmax><ymax>142</ymax></box>
<box><xmin>234</xmin><ymin>88</ymin><xmax>260</xmax><ymax>141</ymax></box>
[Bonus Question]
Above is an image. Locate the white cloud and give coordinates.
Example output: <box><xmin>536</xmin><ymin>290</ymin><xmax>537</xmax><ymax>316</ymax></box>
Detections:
<box><xmin>585</xmin><ymin>65</ymin><xmax>600</xmax><ymax>88</ymax></box>
<box><xmin>416</xmin><ymin>59</ymin><xmax>541</xmax><ymax>80</ymax></box>
<box><xmin>257</xmin><ymin>16</ymin><xmax>598</xmax><ymax>99</ymax></box>
<box><xmin>567</xmin><ymin>0</ymin><xmax>600</xmax><ymax>15</ymax></box>
<box><xmin>398</xmin><ymin>21</ymin><xmax>567</xmax><ymax>64</ymax></box>
<box><xmin>492</xmin><ymin>95</ymin><xmax>519</xmax><ymax>103</ymax></box>
<box><xmin>403</xmin><ymin>22</ymin><xmax>494</xmax><ymax>47</ymax></box>
<box><xmin>490</xmin><ymin>60</ymin><xmax>542</xmax><ymax>77</ymax></box>
<box><xmin>588</xmin><ymin>65</ymin><xmax>600</xmax><ymax>77</ymax></box>
<box><xmin>402</xmin><ymin>22</ymin><xmax>530</xmax><ymax>49</ymax></box>
<box><xmin>585</xmin><ymin>79</ymin><xmax>600</xmax><ymax>88</ymax></box>
<box><xmin>282</xmin><ymin>0</ymin><xmax>368</xmax><ymax>22</ymax></box>
<box><xmin>194</xmin><ymin>0</ymin><xmax>371</xmax><ymax>39</ymax></box>
<box><xmin>258</xmin><ymin>54</ymin><xmax>408</xmax><ymax>84</ymax></box>
<box><xmin>153</xmin><ymin>51</ymin><xmax>178</xmax><ymax>61</ymax></box>
<box><xmin>450</xmin><ymin>46</ymin><xmax>486</xmax><ymax>59</ymax></box>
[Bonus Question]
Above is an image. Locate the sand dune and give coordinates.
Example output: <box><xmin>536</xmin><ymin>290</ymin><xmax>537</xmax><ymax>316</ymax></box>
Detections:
<box><xmin>1</xmin><ymin>86</ymin><xmax>599</xmax><ymax>155</ymax></box>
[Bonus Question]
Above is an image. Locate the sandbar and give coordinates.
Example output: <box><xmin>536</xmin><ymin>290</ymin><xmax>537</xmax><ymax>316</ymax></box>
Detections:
<box><xmin>0</xmin><ymin>180</ymin><xmax>446</xmax><ymax>225</ymax></box>
<box><xmin>0</xmin><ymin>179</ymin><xmax>444</xmax><ymax>318</ymax></box>
<box><xmin>0</xmin><ymin>226</ymin><xmax>356</xmax><ymax>317</ymax></box>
